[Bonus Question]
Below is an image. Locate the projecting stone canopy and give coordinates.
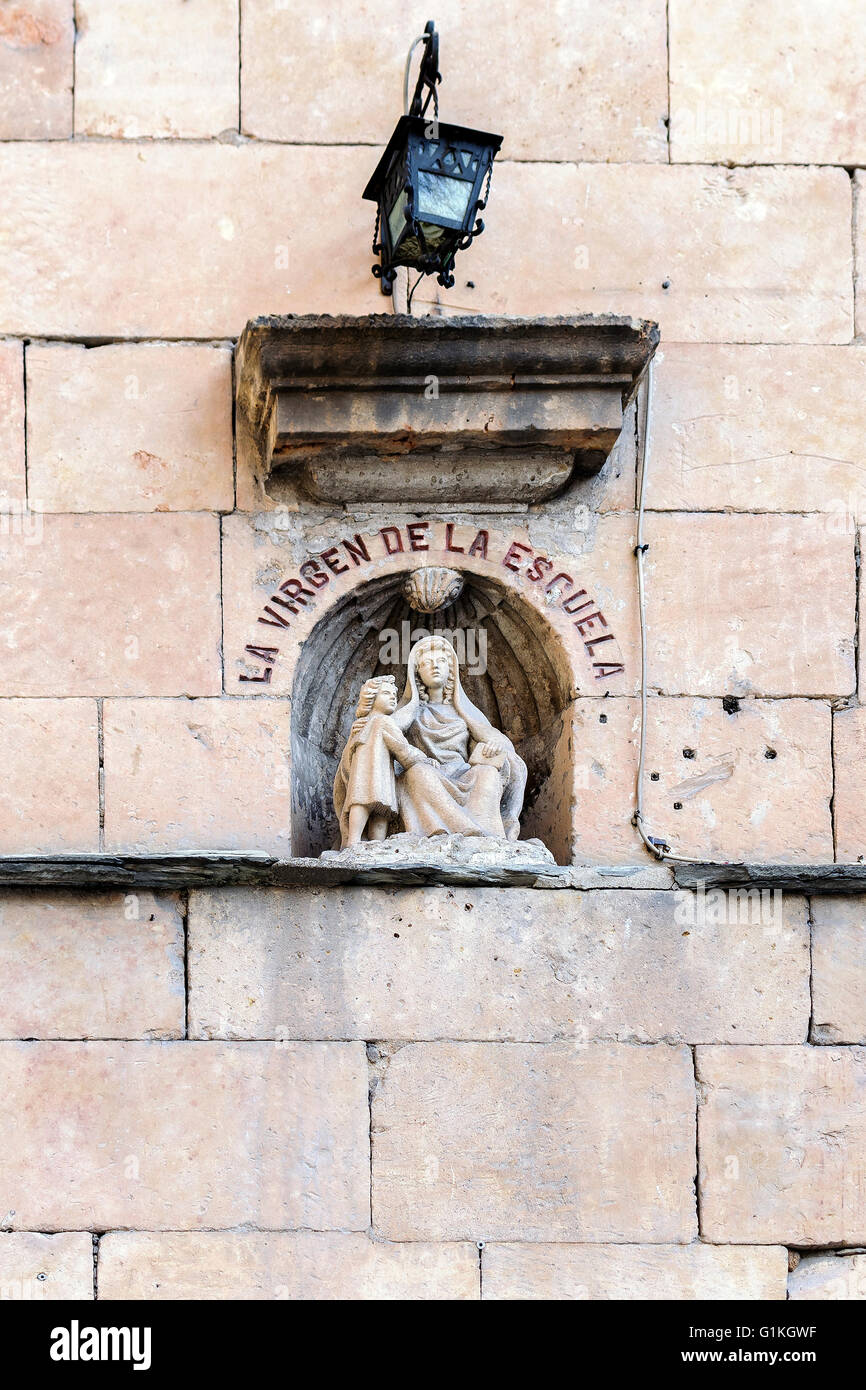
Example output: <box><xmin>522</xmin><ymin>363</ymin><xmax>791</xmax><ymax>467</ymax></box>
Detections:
<box><xmin>235</xmin><ymin>313</ymin><xmax>659</xmax><ymax>506</ymax></box>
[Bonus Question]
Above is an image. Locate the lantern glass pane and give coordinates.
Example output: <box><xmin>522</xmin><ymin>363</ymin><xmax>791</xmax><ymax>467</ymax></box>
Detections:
<box><xmin>387</xmin><ymin>187</ymin><xmax>409</xmax><ymax>247</ymax></box>
<box><xmin>417</xmin><ymin>171</ymin><xmax>473</xmax><ymax>224</ymax></box>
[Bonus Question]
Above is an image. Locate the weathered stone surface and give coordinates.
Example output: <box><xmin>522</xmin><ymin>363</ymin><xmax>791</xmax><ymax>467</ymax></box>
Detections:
<box><xmin>856</xmin><ymin>174</ymin><xmax>866</xmax><ymax>339</ymax></box>
<box><xmin>0</xmin><ymin>340</ymin><xmax>25</xmax><ymax>501</ymax></box>
<box><xmin>569</xmin><ymin>697</ymin><xmax>833</xmax><ymax>865</ymax></box>
<box><xmin>0</xmin><ymin>891</ymin><xmax>184</xmax><ymax>1039</ymax></box>
<box><xmin>241</xmin><ymin>0</ymin><xmax>668</xmax><ymax>161</ymax></box>
<box><xmin>0</xmin><ymin>1041</ymin><xmax>368</xmax><ymax>1230</ymax></box>
<box><xmin>103</xmin><ymin>698</ymin><xmax>292</xmax><ymax>855</ymax></box>
<box><xmin>0</xmin><ymin>700</ymin><xmax>98</xmax><ymax>853</ymax></box>
<box><xmin>788</xmin><ymin>1251</ymin><xmax>866</xmax><ymax>1300</ymax></box>
<box><xmin>565</xmin><ymin>864</ymin><xmax>675</xmax><ymax>890</ymax></box>
<box><xmin>0</xmin><ymin>0</ymin><xmax>73</xmax><ymax>138</ymax></box>
<box><xmin>238</xmin><ymin>313</ymin><xmax>657</xmax><ymax>502</ymax></box>
<box><xmin>832</xmin><ymin>708</ymin><xmax>866</xmax><ymax>863</ymax></box>
<box><xmin>99</xmin><ymin>1232</ymin><xmax>478</xmax><ymax>1301</ymax></box>
<box><xmin>0</xmin><ymin>1232</ymin><xmax>93</xmax><ymax>1300</ymax></box>
<box><xmin>811</xmin><ymin>897</ymin><xmax>866</xmax><ymax>1044</ymax></box>
<box><xmin>482</xmin><ymin>1242</ymin><xmax>788</xmax><ymax>1301</ymax></box>
<box><xmin>651</xmin><ymin>344</ymin><xmax>866</xmax><ymax>516</ymax></box>
<box><xmin>322</xmin><ymin>837</ymin><xmax>555</xmax><ymax>875</ymax></box>
<box><xmin>646</xmin><ymin>514</ymin><xmax>855</xmax><ymax>696</ymax></box>
<box><xmin>698</xmin><ymin>1045</ymin><xmax>866</xmax><ymax>1244</ymax></box>
<box><xmin>372</xmin><ymin>1042</ymin><xmax>697</xmax><ymax>1241</ymax></box>
<box><xmin>26</xmin><ymin>343</ymin><xmax>233</xmax><ymax>513</ymax></box>
<box><xmin>860</xmin><ymin>540</ymin><xmax>866</xmax><ymax>698</ymax></box>
<box><xmin>0</xmin><ymin>513</ymin><xmax>221</xmax><ymax>697</ymax></box>
<box><xmin>188</xmin><ymin>886</ymin><xmax>809</xmax><ymax>1045</ymax></box>
<box><xmin>0</xmin><ymin>150</ymin><xmax>851</xmax><ymax>340</ymax></box>
<box><xmin>236</xmin><ymin>391</ymin><xmax>639</xmax><ymax>516</ymax></box>
<box><xmin>0</xmin><ymin>143</ymin><xmax>377</xmax><ymax>338</ymax></box>
<box><xmin>670</xmin><ymin>0</ymin><xmax>866</xmax><ymax>164</ymax></box>
<box><xmin>457</xmin><ymin>163</ymin><xmax>852</xmax><ymax>343</ymax></box>
<box><xmin>74</xmin><ymin>0</ymin><xmax>238</xmax><ymax>137</ymax></box>
<box><xmin>675</xmin><ymin>863</ymin><xmax>866</xmax><ymax>894</ymax></box>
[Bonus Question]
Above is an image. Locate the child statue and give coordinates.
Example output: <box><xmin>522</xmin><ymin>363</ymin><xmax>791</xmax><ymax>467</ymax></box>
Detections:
<box><xmin>333</xmin><ymin>674</ymin><xmax>432</xmax><ymax>847</ymax></box>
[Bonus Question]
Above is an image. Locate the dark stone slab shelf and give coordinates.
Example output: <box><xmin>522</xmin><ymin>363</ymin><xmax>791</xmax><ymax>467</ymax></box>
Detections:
<box><xmin>8</xmin><ymin>855</ymin><xmax>862</xmax><ymax>893</ymax></box>
<box><xmin>0</xmin><ymin>854</ymin><xmax>673</xmax><ymax>891</ymax></box>
<box><xmin>672</xmin><ymin>862</ymin><xmax>866</xmax><ymax>894</ymax></box>
<box><xmin>0</xmin><ymin>852</ymin><xmax>568</xmax><ymax>890</ymax></box>
<box><xmin>0</xmin><ymin>854</ymin><xmax>279</xmax><ymax>889</ymax></box>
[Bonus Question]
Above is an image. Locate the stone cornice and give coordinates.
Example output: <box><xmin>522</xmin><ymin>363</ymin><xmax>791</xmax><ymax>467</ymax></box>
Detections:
<box><xmin>236</xmin><ymin>313</ymin><xmax>660</xmax><ymax>505</ymax></box>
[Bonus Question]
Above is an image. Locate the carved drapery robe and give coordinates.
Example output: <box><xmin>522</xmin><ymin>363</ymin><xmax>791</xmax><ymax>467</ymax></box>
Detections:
<box><xmin>395</xmin><ymin>701</ymin><xmax>507</xmax><ymax>838</ymax></box>
<box><xmin>333</xmin><ymin>712</ymin><xmax>425</xmax><ymax>844</ymax></box>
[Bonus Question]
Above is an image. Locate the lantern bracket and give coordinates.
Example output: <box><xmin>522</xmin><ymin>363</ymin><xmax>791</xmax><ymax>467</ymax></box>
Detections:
<box><xmin>406</xmin><ymin>20</ymin><xmax>440</xmax><ymax>118</ymax></box>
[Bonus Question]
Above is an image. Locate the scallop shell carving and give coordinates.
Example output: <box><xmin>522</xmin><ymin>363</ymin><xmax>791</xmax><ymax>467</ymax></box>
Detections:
<box><xmin>402</xmin><ymin>566</ymin><xmax>465</xmax><ymax>613</ymax></box>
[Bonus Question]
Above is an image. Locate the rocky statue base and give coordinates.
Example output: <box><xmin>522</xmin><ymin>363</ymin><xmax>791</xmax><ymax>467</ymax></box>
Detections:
<box><xmin>321</xmin><ymin>831</ymin><xmax>556</xmax><ymax>874</ymax></box>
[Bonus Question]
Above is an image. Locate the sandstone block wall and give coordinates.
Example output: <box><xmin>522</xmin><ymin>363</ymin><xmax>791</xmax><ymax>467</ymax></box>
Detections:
<box><xmin>2</xmin><ymin>0</ymin><xmax>866</xmax><ymax>1299</ymax></box>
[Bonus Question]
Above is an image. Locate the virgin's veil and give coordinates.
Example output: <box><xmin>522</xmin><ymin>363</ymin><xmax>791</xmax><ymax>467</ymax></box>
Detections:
<box><xmin>394</xmin><ymin>635</ymin><xmax>527</xmax><ymax>840</ymax></box>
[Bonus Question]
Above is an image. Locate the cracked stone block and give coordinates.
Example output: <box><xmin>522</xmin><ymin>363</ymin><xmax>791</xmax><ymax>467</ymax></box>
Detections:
<box><xmin>651</xmin><ymin>344</ymin><xmax>866</xmax><ymax>517</ymax></box>
<box><xmin>832</xmin><ymin>708</ymin><xmax>866</xmax><ymax>863</ymax></box>
<box><xmin>98</xmin><ymin>1231</ymin><xmax>478</xmax><ymax>1300</ymax></box>
<box><xmin>645</xmin><ymin>514</ymin><xmax>855</xmax><ymax>697</ymax></box>
<box><xmin>372</xmin><ymin>1041</ymin><xmax>697</xmax><ymax>1241</ymax></box>
<box><xmin>856</xmin><ymin>174</ymin><xmax>866</xmax><ymax>338</ymax></box>
<box><xmin>569</xmin><ymin>696</ymin><xmax>832</xmax><ymax>865</ymax></box>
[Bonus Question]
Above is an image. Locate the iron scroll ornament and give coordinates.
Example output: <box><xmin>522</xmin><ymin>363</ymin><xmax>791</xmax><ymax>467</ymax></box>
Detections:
<box><xmin>363</xmin><ymin>21</ymin><xmax>503</xmax><ymax>295</ymax></box>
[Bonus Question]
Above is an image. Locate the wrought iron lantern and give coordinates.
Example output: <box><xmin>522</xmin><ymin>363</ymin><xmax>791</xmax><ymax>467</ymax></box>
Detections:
<box><xmin>363</xmin><ymin>20</ymin><xmax>502</xmax><ymax>296</ymax></box>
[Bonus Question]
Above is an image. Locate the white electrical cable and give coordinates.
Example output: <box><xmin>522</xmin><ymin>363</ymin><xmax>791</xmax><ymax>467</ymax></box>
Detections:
<box><xmin>632</xmin><ymin>358</ymin><xmax>693</xmax><ymax>864</ymax></box>
<box><xmin>403</xmin><ymin>34</ymin><xmax>429</xmax><ymax>115</ymax></box>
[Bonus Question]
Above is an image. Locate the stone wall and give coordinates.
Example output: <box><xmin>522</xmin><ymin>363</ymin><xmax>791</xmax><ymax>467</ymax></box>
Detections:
<box><xmin>1</xmin><ymin>0</ymin><xmax>866</xmax><ymax>1300</ymax></box>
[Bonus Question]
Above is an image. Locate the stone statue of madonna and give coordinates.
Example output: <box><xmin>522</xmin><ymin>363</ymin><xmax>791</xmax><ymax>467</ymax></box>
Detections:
<box><xmin>333</xmin><ymin>633</ymin><xmax>527</xmax><ymax>846</ymax></box>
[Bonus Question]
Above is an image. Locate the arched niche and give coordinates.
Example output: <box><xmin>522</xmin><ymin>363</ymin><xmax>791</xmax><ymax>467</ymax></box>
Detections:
<box><xmin>290</xmin><ymin>569</ymin><xmax>574</xmax><ymax>863</ymax></box>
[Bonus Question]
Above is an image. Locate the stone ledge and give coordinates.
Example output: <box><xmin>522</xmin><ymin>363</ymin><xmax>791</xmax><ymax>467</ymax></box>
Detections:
<box><xmin>236</xmin><ymin>313</ymin><xmax>659</xmax><ymax>505</ymax></box>
<box><xmin>673</xmin><ymin>862</ymin><xmax>866</xmax><ymax>893</ymax></box>
<box><xmin>0</xmin><ymin>854</ymin><xmax>672</xmax><ymax>890</ymax></box>
<box><xmin>3</xmin><ymin>855</ymin><xmax>862</xmax><ymax>892</ymax></box>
